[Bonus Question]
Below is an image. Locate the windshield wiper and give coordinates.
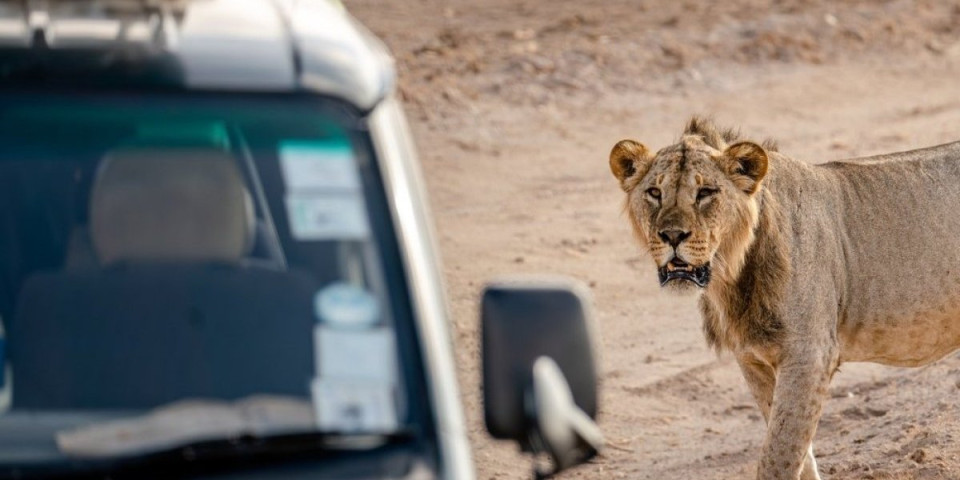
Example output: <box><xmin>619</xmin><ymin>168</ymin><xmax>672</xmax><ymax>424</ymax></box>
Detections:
<box><xmin>4</xmin><ymin>430</ymin><xmax>418</xmax><ymax>479</ymax></box>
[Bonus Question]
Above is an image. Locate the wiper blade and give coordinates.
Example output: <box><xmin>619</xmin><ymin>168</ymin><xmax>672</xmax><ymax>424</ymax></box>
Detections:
<box><xmin>143</xmin><ymin>430</ymin><xmax>416</xmax><ymax>458</ymax></box>
<box><xmin>8</xmin><ymin>431</ymin><xmax>417</xmax><ymax>480</ymax></box>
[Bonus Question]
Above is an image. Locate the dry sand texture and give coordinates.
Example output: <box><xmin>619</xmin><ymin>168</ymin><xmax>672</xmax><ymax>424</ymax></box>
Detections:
<box><xmin>345</xmin><ymin>1</ymin><xmax>960</xmax><ymax>478</ymax></box>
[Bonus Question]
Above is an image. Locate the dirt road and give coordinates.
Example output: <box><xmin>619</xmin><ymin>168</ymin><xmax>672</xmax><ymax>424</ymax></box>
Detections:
<box><xmin>346</xmin><ymin>1</ymin><xmax>960</xmax><ymax>478</ymax></box>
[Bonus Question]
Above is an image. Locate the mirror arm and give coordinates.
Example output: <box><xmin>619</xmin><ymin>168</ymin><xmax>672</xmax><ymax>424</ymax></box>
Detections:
<box><xmin>523</xmin><ymin>357</ymin><xmax>604</xmax><ymax>479</ymax></box>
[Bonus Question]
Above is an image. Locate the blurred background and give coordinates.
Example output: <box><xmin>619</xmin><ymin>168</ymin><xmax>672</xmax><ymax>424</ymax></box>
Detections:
<box><xmin>345</xmin><ymin>1</ymin><xmax>960</xmax><ymax>479</ymax></box>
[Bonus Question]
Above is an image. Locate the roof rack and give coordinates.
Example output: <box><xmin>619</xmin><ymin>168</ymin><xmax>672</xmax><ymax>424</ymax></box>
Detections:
<box><xmin>16</xmin><ymin>0</ymin><xmax>185</xmax><ymax>48</ymax></box>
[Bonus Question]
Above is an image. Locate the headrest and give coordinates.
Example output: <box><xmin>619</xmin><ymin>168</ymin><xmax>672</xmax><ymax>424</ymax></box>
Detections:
<box><xmin>90</xmin><ymin>147</ymin><xmax>255</xmax><ymax>265</ymax></box>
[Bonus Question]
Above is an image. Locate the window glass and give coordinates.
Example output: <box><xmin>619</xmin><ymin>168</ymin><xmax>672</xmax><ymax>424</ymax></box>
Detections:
<box><xmin>0</xmin><ymin>93</ymin><xmax>422</xmax><ymax>469</ymax></box>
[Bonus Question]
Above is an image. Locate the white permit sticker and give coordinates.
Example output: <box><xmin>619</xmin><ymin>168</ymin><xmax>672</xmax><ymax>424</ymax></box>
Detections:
<box><xmin>310</xmin><ymin>378</ymin><xmax>397</xmax><ymax>433</ymax></box>
<box><xmin>285</xmin><ymin>192</ymin><xmax>369</xmax><ymax>241</ymax></box>
<box><xmin>314</xmin><ymin>326</ymin><xmax>396</xmax><ymax>382</ymax></box>
<box><xmin>279</xmin><ymin>140</ymin><xmax>360</xmax><ymax>192</ymax></box>
<box><xmin>314</xmin><ymin>283</ymin><xmax>380</xmax><ymax>328</ymax></box>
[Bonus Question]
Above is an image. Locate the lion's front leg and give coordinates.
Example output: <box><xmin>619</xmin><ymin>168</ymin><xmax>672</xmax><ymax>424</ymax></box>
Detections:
<box><xmin>739</xmin><ymin>355</ymin><xmax>821</xmax><ymax>480</ymax></box>
<box><xmin>802</xmin><ymin>445</ymin><xmax>820</xmax><ymax>480</ymax></box>
<box><xmin>756</xmin><ymin>351</ymin><xmax>833</xmax><ymax>480</ymax></box>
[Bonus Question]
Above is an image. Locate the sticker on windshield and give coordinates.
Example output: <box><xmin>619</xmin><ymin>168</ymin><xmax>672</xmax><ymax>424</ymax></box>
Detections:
<box><xmin>279</xmin><ymin>140</ymin><xmax>360</xmax><ymax>192</ymax></box>
<box><xmin>314</xmin><ymin>327</ymin><xmax>396</xmax><ymax>382</ymax></box>
<box><xmin>314</xmin><ymin>283</ymin><xmax>380</xmax><ymax>328</ymax></box>
<box><xmin>310</xmin><ymin>378</ymin><xmax>398</xmax><ymax>433</ymax></box>
<box><xmin>285</xmin><ymin>192</ymin><xmax>370</xmax><ymax>241</ymax></box>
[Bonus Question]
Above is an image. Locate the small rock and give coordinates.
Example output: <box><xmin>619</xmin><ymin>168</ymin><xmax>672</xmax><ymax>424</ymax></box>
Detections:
<box><xmin>910</xmin><ymin>448</ymin><xmax>927</xmax><ymax>464</ymax></box>
<box><xmin>525</xmin><ymin>55</ymin><xmax>555</xmax><ymax>73</ymax></box>
<box><xmin>841</xmin><ymin>406</ymin><xmax>871</xmax><ymax>420</ymax></box>
<box><xmin>831</xmin><ymin>389</ymin><xmax>855</xmax><ymax>398</ymax></box>
<box><xmin>866</xmin><ymin>407</ymin><xmax>888</xmax><ymax>417</ymax></box>
<box><xmin>926</xmin><ymin>39</ymin><xmax>946</xmax><ymax>54</ymax></box>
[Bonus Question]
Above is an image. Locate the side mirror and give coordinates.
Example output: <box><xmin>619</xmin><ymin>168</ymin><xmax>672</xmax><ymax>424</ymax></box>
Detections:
<box><xmin>481</xmin><ymin>278</ymin><xmax>603</xmax><ymax>478</ymax></box>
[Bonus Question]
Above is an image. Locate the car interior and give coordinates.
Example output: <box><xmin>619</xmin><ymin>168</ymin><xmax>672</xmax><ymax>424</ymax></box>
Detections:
<box><xmin>0</xmin><ymin>104</ymin><xmax>367</xmax><ymax>410</ymax></box>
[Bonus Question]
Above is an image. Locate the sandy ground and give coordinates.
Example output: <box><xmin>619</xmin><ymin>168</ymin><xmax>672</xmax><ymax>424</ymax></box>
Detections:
<box><xmin>344</xmin><ymin>1</ymin><xmax>960</xmax><ymax>478</ymax></box>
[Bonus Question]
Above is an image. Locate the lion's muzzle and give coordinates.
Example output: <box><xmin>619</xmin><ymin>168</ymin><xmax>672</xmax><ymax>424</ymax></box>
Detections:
<box><xmin>658</xmin><ymin>258</ymin><xmax>711</xmax><ymax>287</ymax></box>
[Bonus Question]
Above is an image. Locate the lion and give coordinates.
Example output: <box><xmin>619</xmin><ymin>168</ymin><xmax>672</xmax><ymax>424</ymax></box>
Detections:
<box><xmin>609</xmin><ymin>117</ymin><xmax>960</xmax><ymax>480</ymax></box>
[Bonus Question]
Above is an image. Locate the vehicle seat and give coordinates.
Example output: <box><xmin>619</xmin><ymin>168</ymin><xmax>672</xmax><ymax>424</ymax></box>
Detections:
<box><xmin>10</xmin><ymin>147</ymin><xmax>318</xmax><ymax>409</ymax></box>
<box><xmin>65</xmin><ymin>222</ymin><xmax>286</xmax><ymax>269</ymax></box>
<box><xmin>63</xmin><ymin>148</ymin><xmax>284</xmax><ymax>269</ymax></box>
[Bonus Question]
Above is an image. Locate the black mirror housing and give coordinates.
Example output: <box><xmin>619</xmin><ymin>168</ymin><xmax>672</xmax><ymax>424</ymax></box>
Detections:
<box><xmin>481</xmin><ymin>277</ymin><xmax>601</xmax><ymax>471</ymax></box>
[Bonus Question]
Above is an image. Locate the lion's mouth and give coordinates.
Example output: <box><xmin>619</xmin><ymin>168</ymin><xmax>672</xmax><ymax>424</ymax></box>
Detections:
<box><xmin>658</xmin><ymin>258</ymin><xmax>711</xmax><ymax>287</ymax></box>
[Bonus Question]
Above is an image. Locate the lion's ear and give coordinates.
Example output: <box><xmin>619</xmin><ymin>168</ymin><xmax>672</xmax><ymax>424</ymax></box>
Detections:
<box><xmin>609</xmin><ymin>139</ymin><xmax>652</xmax><ymax>191</ymax></box>
<box><xmin>721</xmin><ymin>141</ymin><xmax>768</xmax><ymax>194</ymax></box>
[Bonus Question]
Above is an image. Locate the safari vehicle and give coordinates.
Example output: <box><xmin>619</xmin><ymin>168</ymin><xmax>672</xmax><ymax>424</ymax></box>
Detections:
<box><xmin>0</xmin><ymin>1</ymin><xmax>602</xmax><ymax>479</ymax></box>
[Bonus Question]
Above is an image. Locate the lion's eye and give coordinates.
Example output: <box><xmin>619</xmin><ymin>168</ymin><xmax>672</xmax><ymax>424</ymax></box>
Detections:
<box><xmin>697</xmin><ymin>187</ymin><xmax>717</xmax><ymax>201</ymax></box>
<box><xmin>646</xmin><ymin>187</ymin><xmax>661</xmax><ymax>200</ymax></box>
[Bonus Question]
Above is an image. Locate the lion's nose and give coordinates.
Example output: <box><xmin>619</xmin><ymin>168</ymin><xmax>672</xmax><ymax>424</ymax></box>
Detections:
<box><xmin>658</xmin><ymin>229</ymin><xmax>691</xmax><ymax>247</ymax></box>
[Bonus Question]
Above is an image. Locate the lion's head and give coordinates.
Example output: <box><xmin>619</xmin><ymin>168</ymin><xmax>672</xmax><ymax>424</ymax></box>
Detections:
<box><xmin>609</xmin><ymin>118</ymin><xmax>770</xmax><ymax>293</ymax></box>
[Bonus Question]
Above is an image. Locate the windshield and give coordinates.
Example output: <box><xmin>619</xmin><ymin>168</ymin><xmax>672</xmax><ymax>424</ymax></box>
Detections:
<box><xmin>0</xmin><ymin>92</ymin><xmax>433</xmax><ymax>477</ymax></box>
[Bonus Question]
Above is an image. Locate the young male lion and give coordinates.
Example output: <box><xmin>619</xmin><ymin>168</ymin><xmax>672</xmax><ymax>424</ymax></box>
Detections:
<box><xmin>609</xmin><ymin>117</ymin><xmax>960</xmax><ymax>480</ymax></box>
